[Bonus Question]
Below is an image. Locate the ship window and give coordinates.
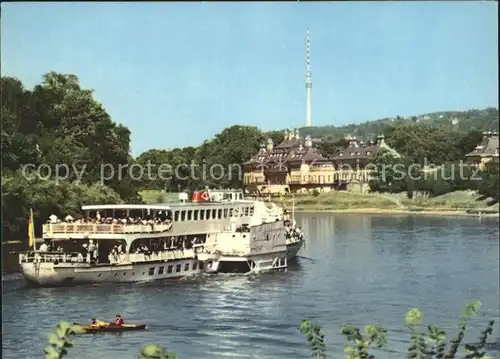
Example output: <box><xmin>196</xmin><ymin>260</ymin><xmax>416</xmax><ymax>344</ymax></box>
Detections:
<box><xmin>249</xmin><ymin>207</ymin><xmax>254</xmax><ymax>216</ymax></box>
<box><xmin>174</xmin><ymin>211</ymin><xmax>179</xmax><ymax>221</ymax></box>
<box><xmin>199</xmin><ymin>262</ymin><xmax>204</xmax><ymax>270</ymax></box>
<box><xmin>193</xmin><ymin>262</ymin><xmax>198</xmax><ymax>270</ymax></box>
<box><xmin>184</xmin><ymin>263</ymin><xmax>189</xmax><ymax>271</ymax></box>
<box><xmin>149</xmin><ymin>267</ymin><xmax>155</xmax><ymax>276</ymax></box>
<box><xmin>200</xmin><ymin>210</ymin><xmax>205</xmax><ymax>220</ymax></box>
<box><xmin>206</xmin><ymin>210</ymin><xmax>211</xmax><ymax>220</ymax></box>
<box><xmin>218</xmin><ymin>209</ymin><xmax>222</xmax><ymax>219</ymax></box>
<box><xmin>159</xmin><ymin>266</ymin><xmax>164</xmax><ymax>275</ymax></box>
<box><xmin>194</xmin><ymin>210</ymin><xmax>198</xmax><ymax>220</ymax></box>
<box><xmin>176</xmin><ymin>264</ymin><xmax>181</xmax><ymax>272</ymax></box>
<box><xmin>212</xmin><ymin>209</ymin><xmax>216</xmax><ymax>219</ymax></box>
<box><xmin>167</xmin><ymin>265</ymin><xmax>173</xmax><ymax>273</ymax></box>
<box><xmin>187</xmin><ymin>210</ymin><xmax>192</xmax><ymax>220</ymax></box>
<box><xmin>181</xmin><ymin>211</ymin><xmax>186</xmax><ymax>221</ymax></box>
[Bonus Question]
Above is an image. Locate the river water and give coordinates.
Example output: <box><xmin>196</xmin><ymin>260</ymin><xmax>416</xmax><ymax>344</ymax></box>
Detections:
<box><xmin>2</xmin><ymin>214</ymin><xmax>499</xmax><ymax>359</ymax></box>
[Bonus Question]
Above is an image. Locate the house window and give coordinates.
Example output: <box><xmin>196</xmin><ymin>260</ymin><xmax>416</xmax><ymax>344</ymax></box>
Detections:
<box><xmin>199</xmin><ymin>262</ymin><xmax>204</xmax><ymax>270</ymax></box>
<box><xmin>193</xmin><ymin>262</ymin><xmax>198</xmax><ymax>270</ymax></box>
<box><xmin>194</xmin><ymin>210</ymin><xmax>198</xmax><ymax>220</ymax></box>
<box><xmin>159</xmin><ymin>266</ymin><xmax>164</xmax><ymax>275</ymax></box>
<box><xmin>212</xmin><ymin>209</ymin><xmax>217</xmax><ymax>219</ymax></box>
<box><xmin>148</xmin><ymin>267</ymin><xmax>155</xmax><ymax>276</ymax></box>
<box><xmin>181</xmin><ymin>211</ymin><xmax>186</xmax><ymax>221</ymax></box>
<box><xmin>206</xmin><ymin>210</ymin><xmax>211</xmax><ymax>220</ymax></box>
<box><xmin>176</xmin><ymin>264</ymin><xmax>181</xmax><ymax>272</ymax></box>
<box><xmin>200</xmin><ymin>210</ymin><xmax>205</xmax><ymax>220</ymax></box>
<box><xmin>218</xmin><ymin>209</ymin><xmax>222</xmax><ymax>218</ymax></box>
<box><xmin>174</xmin><ymin>211</ymin><xmax>179</xmax><ymax>221</ymax></box>
<box><xmin>184</xmin><ymin>263</ymin><xmax>189</xmax><ymax>271</ymax></box>
<box><xmin>249</xmin><ymin>207</ymin><xmax>254</xmax><ymax>216</ymax></box>
<box><xmin>167</xmin><ymin>265</ymin><xmax>173</xmax><ymax>273</ymax></box>
<box><xmin>187</xmin><ymin>210</ymin><xmax>192</xmax><ymax>220</ymax></box>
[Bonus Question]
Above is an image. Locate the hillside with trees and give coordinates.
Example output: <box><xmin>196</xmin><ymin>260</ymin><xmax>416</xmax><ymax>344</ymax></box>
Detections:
<box><xmin>291</xmin><ymin>107</ymin><xmax>498</xmax><ymax>142</ymax></box>
<box><xmin>1</xmin><ymin>72</ymin><xmax>498</xmax><ymax>242</ymax></box>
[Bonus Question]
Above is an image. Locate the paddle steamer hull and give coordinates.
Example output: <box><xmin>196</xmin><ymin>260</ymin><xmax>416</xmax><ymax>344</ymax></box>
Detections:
<box><xmin>21</xmin><ymin>242</ymin><xmax>303</xmax><ymax>286</ymax></box>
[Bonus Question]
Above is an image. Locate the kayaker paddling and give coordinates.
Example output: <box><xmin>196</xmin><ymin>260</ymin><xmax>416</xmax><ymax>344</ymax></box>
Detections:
<box><xmin>91</xmin><ymin>317</ymin><xmax>106</xmax><ymax>326</ymax></box>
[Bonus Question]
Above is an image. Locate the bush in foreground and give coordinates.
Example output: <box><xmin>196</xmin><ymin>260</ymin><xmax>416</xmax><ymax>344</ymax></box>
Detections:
<box><xmin>45</xmin><ymin>299</ymin><xmax>495</xmax><ymax>359</ymax></box>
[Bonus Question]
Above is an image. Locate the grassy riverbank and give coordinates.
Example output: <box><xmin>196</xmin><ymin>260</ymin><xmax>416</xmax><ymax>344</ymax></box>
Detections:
<box><xmin>277</xmin><ymin>190</ymin><xmax>499</xmax><ymax>216</ymax></box>
<box><xmin>140</xmin><ymin>189</ymin><xmax>499</xmax><ymax>217</ymax></box>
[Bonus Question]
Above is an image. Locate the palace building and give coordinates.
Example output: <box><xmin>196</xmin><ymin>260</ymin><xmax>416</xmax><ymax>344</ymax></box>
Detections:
<box><xmin>243</xmin><ymin>129</ymin><xmax>400</xmax><ymax>194</ymax></box>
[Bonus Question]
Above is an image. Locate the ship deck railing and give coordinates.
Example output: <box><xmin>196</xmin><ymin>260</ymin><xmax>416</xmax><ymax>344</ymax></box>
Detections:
<box><xmin>42</xmin><ymin>222</ymin><xmax>173</xmax><ymax>235</ymax></box>
<box><xmin>19</xmin><ymin>251</ymin><xmax>86</xmax><ymax>264</ymax></box>
<box><xmin>112</xmin><ymin>249</ymin><xmax>196</xmax><ymax>264</ymax></box>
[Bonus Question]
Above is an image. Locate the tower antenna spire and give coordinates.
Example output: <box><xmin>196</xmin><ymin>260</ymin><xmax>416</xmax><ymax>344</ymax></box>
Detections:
<box><xmin>305</xmin><ymin>28</ymin><xmax>312</xmax><ymax>127</ymax></box>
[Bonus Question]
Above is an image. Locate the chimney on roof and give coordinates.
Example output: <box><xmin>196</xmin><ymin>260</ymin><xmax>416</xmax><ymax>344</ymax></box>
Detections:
<box><xmin>305</xmin><ymin>135</ymin><xmax>312</xmax><ymax>148</ymax></box>
<box><xmin>377</xmin><ymin>133</ymin><xmax>386</xmax><ymax>145</ymax></box>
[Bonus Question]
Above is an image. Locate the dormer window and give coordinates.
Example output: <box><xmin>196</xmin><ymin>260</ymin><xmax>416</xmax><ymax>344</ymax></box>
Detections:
<box><xmin>366</xmin><ymin>151</ymin><xmax>371</xmax><ymax>156</ymax></box>
<box><xmin>356</xmin><ymin>152</ymin><xmax>360</xmax><ymax>156</ymax></box>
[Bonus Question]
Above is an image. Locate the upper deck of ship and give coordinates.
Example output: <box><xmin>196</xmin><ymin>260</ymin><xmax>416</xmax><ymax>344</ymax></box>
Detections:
<box><xmin>42</xmin><ymin>189</ymin><xmax>280</xmax><ymax>238</ymax></box>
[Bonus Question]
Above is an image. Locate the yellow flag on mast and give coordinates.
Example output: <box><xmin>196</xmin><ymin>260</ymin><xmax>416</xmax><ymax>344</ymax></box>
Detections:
<box><xmin>28</xmin><ymin>208</ymin><xmax>35</xmax><ymax>249</ymax></box>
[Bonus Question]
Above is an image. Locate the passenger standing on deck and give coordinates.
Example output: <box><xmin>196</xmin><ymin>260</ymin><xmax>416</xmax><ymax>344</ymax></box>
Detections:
<box><xmin>88</xmin><ymin>240</ymin><xmax>96</xmax><ymax>263</ymax></box>
<box><xmin>39</xmin><ymin>240</ymin><xmax>49</xmax><ymax>252</ymax></box>
<box><xmin>82</xmin><ymin>243</ymin><xmax>88</xmax><ymax>263</ymax></box>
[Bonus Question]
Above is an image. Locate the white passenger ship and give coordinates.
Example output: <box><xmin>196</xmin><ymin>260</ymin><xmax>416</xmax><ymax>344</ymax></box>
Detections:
<box><xmin>18</xmin><ymin>189</ymin><xmax>304</xmax><ymax>286</ymax></box>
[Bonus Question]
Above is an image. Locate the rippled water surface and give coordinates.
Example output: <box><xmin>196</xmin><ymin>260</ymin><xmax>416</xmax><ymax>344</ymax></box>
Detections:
<box><xmin>2</xmin><ymin>214</ymin><xmax>499</xmax><ymax>358</ymax></box>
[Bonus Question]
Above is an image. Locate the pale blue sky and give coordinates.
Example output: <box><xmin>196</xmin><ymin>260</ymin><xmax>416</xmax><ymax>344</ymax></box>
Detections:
<box><xmin>2</xmin><ymin>2</ymin><xmax>498</xmax><ymax>156</ymax></box>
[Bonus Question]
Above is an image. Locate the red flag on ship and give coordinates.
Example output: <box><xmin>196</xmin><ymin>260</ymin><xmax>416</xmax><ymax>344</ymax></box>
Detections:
<box><xmin>192</xmin><ymin>190</ymin><xmax>210</xmax><ymax>202</ymax></box>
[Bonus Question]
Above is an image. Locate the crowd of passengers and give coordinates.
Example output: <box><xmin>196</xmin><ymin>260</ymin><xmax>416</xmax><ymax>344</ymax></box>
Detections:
<box><xmin>36</xmin><ymin>239</ymin><xmax>98</xmax><ymax>263</ymax></box>
<box><xmin>108</xmin><ymin>237</ymin><xmax>205</xmax><ymax>262</ymax></box>
<box><xmin>34</xmin><ymin>235</ymin><xmax>205</xmax><ymax>264</ymax></box>
<box><xmin>46</xmin><ymin>212</ymin><xmax>172</xmax><ymax>226</ymax></box>
<box><xmin>284</xmin><ymin>220</ymin><xmax>304</xmax><ymax>240</ymax></box>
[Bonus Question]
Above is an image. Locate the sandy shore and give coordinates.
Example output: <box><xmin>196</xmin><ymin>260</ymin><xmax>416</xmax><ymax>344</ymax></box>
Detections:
<box><xmin>293</xmin><ymin>207</ymin><xmax>499</xmax><ymax>217</ymax></box>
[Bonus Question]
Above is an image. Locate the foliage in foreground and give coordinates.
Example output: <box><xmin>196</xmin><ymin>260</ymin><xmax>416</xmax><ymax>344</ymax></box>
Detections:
<box><xmin>45</xmin><ymin>300</ymin><xmax>496</xmax><ymax>359</ymax></box>
<box><xmin>299</xmin><ymin>299</ymin><xmax>495</xmax><ymax>359</ymax></box>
